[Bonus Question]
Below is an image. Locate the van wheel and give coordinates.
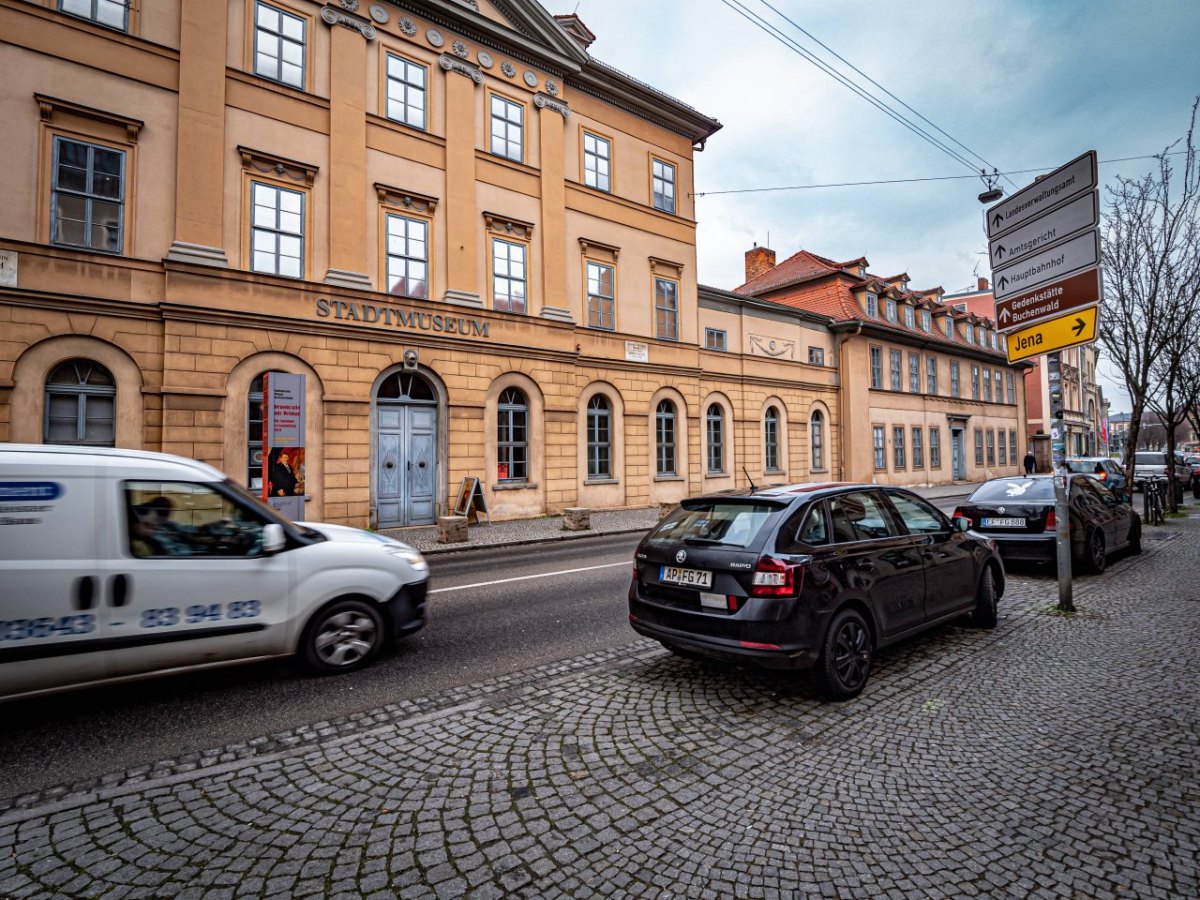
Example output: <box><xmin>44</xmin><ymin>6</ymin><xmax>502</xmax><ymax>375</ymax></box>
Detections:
<box><xmin>971</xmin><ymin>566</ymin><xmax>999</xmax><ymax>629</ymax></box>
<box><xmin>816</xmin><ymin>609</ymin><xmax>872</xmax><ymax>700</ymax></box>
<box><xmin>301</xmin><ymin>599</ymin><xmax>385</xmax><ymax>674</ymax></box>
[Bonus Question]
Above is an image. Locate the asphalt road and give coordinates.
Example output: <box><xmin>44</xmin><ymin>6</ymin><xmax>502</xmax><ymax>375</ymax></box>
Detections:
<box><xmin>0</xmin><ymin>533</ymin><xmax>643</xmax><ymax>800</ymax></box>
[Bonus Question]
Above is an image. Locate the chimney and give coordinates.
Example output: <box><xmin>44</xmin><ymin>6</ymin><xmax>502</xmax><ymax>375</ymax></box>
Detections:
<box><xmin>977</xmin><ymin>276</ymin><xmax>990</xmax><ymax>292</ymax></box>
<box><xmin>745</xmin><ymin>244</ymin><xmax>776</xmax><ymax>282</ymax></box>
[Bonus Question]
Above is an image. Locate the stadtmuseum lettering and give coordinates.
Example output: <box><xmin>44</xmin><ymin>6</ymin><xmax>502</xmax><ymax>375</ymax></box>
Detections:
<box><xmin>315</xmin><ymin>299</ymin><xmax>490</xmax><ymax>337</ymax></box>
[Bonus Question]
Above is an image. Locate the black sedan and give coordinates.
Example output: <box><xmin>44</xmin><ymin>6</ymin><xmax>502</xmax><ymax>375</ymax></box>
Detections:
<box><xmin>953</xmin><ymin>474</ymin><xmax>1141</xmax><ymax>573</ymax></box>
<box><xmin>628</xmin><ymin>483</ymin><xmax>1006</xmax><ymax>700</ymax></box>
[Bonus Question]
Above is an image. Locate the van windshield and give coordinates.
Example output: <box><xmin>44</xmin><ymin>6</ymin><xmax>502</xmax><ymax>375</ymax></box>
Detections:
<box><xmin>652</xmin><ymin>502</ymin><xmax>776</xmax><ymax>549</ymax></box>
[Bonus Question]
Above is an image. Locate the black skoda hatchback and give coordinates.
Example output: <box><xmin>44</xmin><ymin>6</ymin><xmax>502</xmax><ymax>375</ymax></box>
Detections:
<box><xmin>628</xmin><ymin>483</ymin><xmax>1005</xmax><ymax>699</ymax></box>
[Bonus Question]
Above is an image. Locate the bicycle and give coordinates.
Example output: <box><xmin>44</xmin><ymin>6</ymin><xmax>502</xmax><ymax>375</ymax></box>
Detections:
<box><xmin>1143</xmin><ymin>475</ymin><xmax>1166</xmax><ymax>526</ymax></box>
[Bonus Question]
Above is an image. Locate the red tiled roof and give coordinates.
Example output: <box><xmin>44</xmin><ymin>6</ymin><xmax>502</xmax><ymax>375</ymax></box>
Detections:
<box><xmin>734</xmin><ymin>249</ymin><xmax>845</xmax><ymax>295</ymax></box>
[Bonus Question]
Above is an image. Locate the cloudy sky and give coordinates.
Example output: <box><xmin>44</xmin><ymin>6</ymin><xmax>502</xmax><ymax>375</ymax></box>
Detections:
<box><xmin>545</xmin><ymin>0</ymin><xmax>1200</xmax><ymax>410</ymax></box>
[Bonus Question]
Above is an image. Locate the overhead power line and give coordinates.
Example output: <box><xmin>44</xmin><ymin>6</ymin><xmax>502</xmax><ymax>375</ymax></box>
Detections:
<box><xmin>717</xmin><ymin>0</ymin><xmax>1006</xmax><ymax>185</ymax></box>
<box><xmin>692</xmin><ymin>151</ymin><xmax>1191</xmax><ymax>198</ymax></box>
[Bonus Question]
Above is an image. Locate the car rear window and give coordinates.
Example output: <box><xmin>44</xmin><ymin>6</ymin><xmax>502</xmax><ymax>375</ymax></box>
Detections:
<box><xmin>970</xmin><ymin>478</ymin><xmax>1055</xmax><ymax>502</ymax></box>
<box><xmin>651</xmin><ymin>502</ymin><xmax>777</xmax><ymax>548</ymax></box>
<box><xmin>1135</xmin><ymin>453</ymin><xmax>1166</xmax><ymax>465</ymax></box>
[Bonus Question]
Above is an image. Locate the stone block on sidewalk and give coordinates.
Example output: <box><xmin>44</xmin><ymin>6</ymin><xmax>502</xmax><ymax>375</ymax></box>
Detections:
<box><xmin>562</xmin><ymin>507</ymin><xmax>591</xmax><ymax>531</ymax></box>
<box><xmin>437</xmin><ymin>515</ymin><xmax>468</xmax><ymax>543</ymax></box>
<box><xmin>658</xmin><ymin>501</ymin><xmax>677</xmax><ymax>520</ymax></box>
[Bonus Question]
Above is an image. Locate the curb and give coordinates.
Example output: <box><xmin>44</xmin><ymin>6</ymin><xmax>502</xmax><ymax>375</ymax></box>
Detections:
<box><xmin>416</xmin><ymin>524</ymin><xmax>655</xmax><ymax>556</ymax></box>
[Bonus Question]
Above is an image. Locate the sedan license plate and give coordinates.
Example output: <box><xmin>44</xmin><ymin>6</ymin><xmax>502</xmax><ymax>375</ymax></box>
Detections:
<box><xmin>660</xmin><ymin>566</ymin><xmax>712</xmax><ymax>589</ymax></box>
<box><xmin>982</xmin><ymin>517</ymin><xmax>1026</xmax><ymax>527</ymax></box>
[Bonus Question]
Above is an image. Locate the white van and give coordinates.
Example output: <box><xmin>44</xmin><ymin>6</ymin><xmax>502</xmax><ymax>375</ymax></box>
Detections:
<box><xmin>0</xmin><ymin>444</ymin><xmax>428</xmax><ymax>701</ymax></box>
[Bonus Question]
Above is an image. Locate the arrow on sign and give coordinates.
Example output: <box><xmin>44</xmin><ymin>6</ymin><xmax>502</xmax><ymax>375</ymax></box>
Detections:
<box><xmin>999</xmin><ymin>308</ymin><xmax>1010</xmax><ymax>325</ymax></box>
<box><xmin>992</xmin><ymin>213</ymin><xmax>1004</xmax><ymax>229</ymax></box>
<box><xmin>997</xmin><ymin>275</ymin><xmax>1009</xmax><ymax>291</ymax></box>
<box><xmin>995</xmin><ymin>244</ymin><xmax>1007</xmax><ymax>261</ymax></box>
<box><xmin>1072</xmin><ymin>317</ymin><xmax>1086</xmax><ymax>336</ymax></box>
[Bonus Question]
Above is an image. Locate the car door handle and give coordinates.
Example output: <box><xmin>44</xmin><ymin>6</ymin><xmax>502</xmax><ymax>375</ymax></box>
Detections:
<box><xmin>109</xmin><ymin>574</ymin><xmax>129</xmax><ymax>607</ymax></box>
<box><xmin>73</xmin><ymin>576</ymin><xmax>95</xmax><ymax>611</ymax></box>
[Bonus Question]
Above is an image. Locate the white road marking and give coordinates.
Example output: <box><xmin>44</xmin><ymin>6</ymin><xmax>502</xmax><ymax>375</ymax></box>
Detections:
<box><xmin>429</xmin><ymin>561</ymin><xmax>631</xmax><ymax>594</ymax></box>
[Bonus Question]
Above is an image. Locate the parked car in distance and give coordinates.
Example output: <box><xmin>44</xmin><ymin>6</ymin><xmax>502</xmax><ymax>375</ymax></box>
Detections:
<box><xmin>1175</xmin><ymin>453</ymin><xmax>1200</xmax><ymax>498</ymax></box>
<box><xmin>953</xmin><ymin>474</ymin><xmax>1141</xmax><ymax>574</ymax></box>
<box><xmin>628</xmin><ymin>483</ymin><xmax>1006</xmax><ymax>700</ymax></box>
<box><xmin>1064</xmin><ymin>457</ymin><xmax>1129</xmax><ymax>501</ymax></box>
<box><xmin>1132</xmin><ymin>451</ymin><xmax>1188</xmax><ymax>499</ymax></box>
<box><xmin>0</xmin><ymin>444</ymin><xmax>429</xmax><ymax>702</ymax></box>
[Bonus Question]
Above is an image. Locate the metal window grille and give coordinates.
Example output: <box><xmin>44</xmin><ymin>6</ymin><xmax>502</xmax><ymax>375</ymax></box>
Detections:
<box><xmin>51</xmin><ymin>137</ymin><xmax>124</xmax><ymax>253</ymax></box>
<box><xmin>386</xmin><ymin>213</ymin><xmax>428</xmax><ymax>298</ymax></box>
<box><xmin>254</xmin><ymin>2</ymin><xmax>305</xmax><ymax>88</ymax></box>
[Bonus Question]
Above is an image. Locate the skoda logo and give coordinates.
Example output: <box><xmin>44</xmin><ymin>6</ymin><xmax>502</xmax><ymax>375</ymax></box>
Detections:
<box><xmin>675</xmin><ymin>549</ymin><xmax>687</xmax><ymax>564</ymax></box>
<box><xmin>997</xmin><ymin>506</ymin><xmax>1006</xmax><ymax>514</ymax></box>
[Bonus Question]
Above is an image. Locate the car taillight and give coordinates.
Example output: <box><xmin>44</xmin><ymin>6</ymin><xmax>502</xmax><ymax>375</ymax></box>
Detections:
<box><xmin>1098</xmin><ymin>471</ymin><xmax>1108</xmax><ymax>481</ymax></box>
<box><xmin>750</xmin><ymin>556</ymin><xmax>803</xmax><ymax>598</ymax></box>
<box><xmin>1045</xmin><ymin>509</ymin><xmax>1057</xmax><ymax>530</ymax></box>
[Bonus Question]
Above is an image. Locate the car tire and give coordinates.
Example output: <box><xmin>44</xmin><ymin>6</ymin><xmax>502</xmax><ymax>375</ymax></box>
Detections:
<box><xmin>1128</xmin><ymin>518</ymin><xmax>1142</xmax><ymax>555</ymax></box>
<box><xmin>1085</xmin><ymin>529</ymin><xmax>1107</xmax><ymax>574</ymax></box>
<box><xmin>1192</xmin><ymin>478</ymin><xmax>1200</xmax><ymax>500</ymax></box>
<box><xmin>816</xmin><ymin>608</ymin><xmax>873</xmax><ymax>701</ymax></box>
<box><xmin>971</xmin><ymin>565</ymin><xmax>999</xmax><ymax>629</ymax></box>
<box><xmin>301</xmin><ymin>598</ymin><xmax>386</xmax><ymax>674</ymax></box>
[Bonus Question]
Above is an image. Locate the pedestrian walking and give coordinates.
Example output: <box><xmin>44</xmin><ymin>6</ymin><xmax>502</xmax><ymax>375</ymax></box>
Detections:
<box><xmin>1023</xmin><ymin>449</ymin><xmax>1036</xmax><ymax>475</ymax></box>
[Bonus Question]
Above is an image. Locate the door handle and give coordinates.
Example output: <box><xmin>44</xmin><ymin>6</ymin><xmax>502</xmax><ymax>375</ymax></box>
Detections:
<box><xmin>110</xmin><ymin>573</ymin><xmax>129</xmax><ymax>607</ymax></box>
<box><xmin>73</xmin><ymin>576</ymin><xmax>95</xmax><ymax>610</ymax></box>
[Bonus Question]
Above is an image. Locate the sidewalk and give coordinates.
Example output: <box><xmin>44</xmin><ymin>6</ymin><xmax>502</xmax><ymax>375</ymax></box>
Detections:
<box><xmin>383</xmin><ymin>480</ymin><xmax>988</xmax><ymax>555</ymax></box>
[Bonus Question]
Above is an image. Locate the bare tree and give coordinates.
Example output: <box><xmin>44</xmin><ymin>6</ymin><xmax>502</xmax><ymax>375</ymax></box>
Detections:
<box><xmin>1098</xmin><ymin>97</ymin><xmax>1200</xmax><ymax>492</ymax></box>
<box><xmin>1146</xmin><ymin>309</ymin><xmax>1200</xmax><ymax>510</ymax></box>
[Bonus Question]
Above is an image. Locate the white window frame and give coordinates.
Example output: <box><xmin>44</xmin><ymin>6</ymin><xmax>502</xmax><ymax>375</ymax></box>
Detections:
<box><xmin>490</xmin><ymin>94</ymin><xmax>523</xmax><ymax>163</ymax></box>
<box><xmin>385</xmin><ymin>213</ymin><xmax>428</xmax><ymax>299</ymax></box>
<box><xmin>60</xmin><ymin>0</ymin><xmax>126</xmax><ymax>30</ymax></box>
<box><xmin>385</xmin><ymin>54</ymin><xmax>427</xmax><ymax>130</ymax></box>
<box><xmin>586</xmin><ymin>261</ymin><xmax>615</xmax><ymax>330</ymax></box>
<box><xmin>491</xmin><ymin>238</ymin><xmax>527</xmax><ymax>313</ymax></box>
<box><xmin>254</xmin><ymin>1</ymin><xmax>306</xmax><ymax>89</ymax></box>
<box><xmin>583</xmin><ymin>132</ymin><xmax>611</xmax><ymax>192</ymax></box>
<box><xmin>250</xmin><ymin>181</ymin><xmax>304</xmax><ymax>278</ymax></box>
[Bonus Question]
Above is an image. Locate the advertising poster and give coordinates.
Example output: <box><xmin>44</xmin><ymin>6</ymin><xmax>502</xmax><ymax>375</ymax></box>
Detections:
<box><xmin>263</xmin><ymin>372</ymin><xmax>306</xmax><ymax>520</ymax></box>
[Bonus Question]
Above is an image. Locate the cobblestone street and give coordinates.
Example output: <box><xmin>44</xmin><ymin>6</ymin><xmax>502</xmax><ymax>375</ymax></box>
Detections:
<box><xmin>2</xmin><ymin>517</ymin><xmax>1198</xmax><ymax>899</ymax></box>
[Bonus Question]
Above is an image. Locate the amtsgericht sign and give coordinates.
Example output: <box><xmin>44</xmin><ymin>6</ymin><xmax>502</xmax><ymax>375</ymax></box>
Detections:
<box><xmin>315</xmin><ymin>298</ymin><xmax>489</xmax><ymax>337</ymax></box>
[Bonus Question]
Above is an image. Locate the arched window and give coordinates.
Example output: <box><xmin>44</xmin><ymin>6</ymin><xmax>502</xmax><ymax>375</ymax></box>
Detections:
<box><xmin>44</xmin><ymin>358</ymin><xmax>115</xmax><ymax>446</ymax></box>
<box><xmin>377</xmin><ymin>370</ymin><xmax>435</xmax><ymax>402</ymax></box>
<box><xmin>811</xmin><ymin>410</ymin><xmax>825</xmax><ymax>472</ymax></box>
<box><xmin>497</xmin><ymin>387</ymin><xmax>528</xmax><ymax>482</ymax></box>
<box><xmin>655</xmin><ymin>400</ymin><xmax>676</xmax><ymax>477</ymax></box>
<box><xmin>706</xmin><ymin>403</ymin><xmax>724</xmax><ymax>473</ymax></box>
<box><xmin>248</xmin><ymin>373</ymin><xmax>267</xmax><ymax>489</ymax></box>
<box><xmin>764</xmin><ymin>406</ymin><xmax>780</xmax><ymax>471</ymax></box>
<box><xmin>587</xmin><ymin>395</ymin><xmax>611</xmax><ymax>478</ymax></box>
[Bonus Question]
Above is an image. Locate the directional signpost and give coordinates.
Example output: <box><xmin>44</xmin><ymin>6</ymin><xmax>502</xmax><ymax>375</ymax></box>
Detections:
<box><xmin>986</xmin><ymin>149</ymin><xmax>1102</xmax><ymax>612</ymax></box>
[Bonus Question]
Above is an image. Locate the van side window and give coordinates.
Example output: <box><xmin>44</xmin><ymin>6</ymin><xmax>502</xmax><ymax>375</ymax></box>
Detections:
<box><xmin>125</xmin><ymin>481</ymin><xmax>269</xmax><ymax>558</ymax></box>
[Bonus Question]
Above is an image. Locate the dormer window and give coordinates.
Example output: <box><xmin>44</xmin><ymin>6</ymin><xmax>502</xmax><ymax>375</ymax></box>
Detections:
<box><xmin>865</xmin><ymin>293</ymin><xmax>878</xmax><ymax>317</ymax></box>
<box><xmin>946</xmin><ymin>318</ymin><xmax>955</xmax><ymax>341</ymax></box>
<box><xmin>921</xmin><ymin>310</ymin><xmax>931</xmax><ymax>332</ymax></box>
<box><xmin>885</xmin><ymin>298</ymin><xmax>896</xmax><ymax>322</ymax></box>
<box><xmin>859</xmin><ymin>265</ymin><xmax>867</xmax><ymax>277</ymax></box>
<box><xmin>904</xmin><ymin>305</ymin><xmax>915</xmax><ymax>329</ymax></box>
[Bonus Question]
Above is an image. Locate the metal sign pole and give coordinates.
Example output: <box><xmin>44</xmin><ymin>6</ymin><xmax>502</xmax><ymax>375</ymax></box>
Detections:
<box><xmin>1047</xmin><ymin>351</ymin><xmax>1074</xmax><ymax>611</ymax></box>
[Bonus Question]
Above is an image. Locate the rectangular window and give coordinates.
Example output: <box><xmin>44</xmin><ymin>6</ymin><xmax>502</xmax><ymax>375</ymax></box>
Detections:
<box><xmin>704</xmin><ymin>328</ymin><xmax>727</xmax><ymax>352</ymax></box>
<box><xmin>885</xmin><ymin>299</ymin><xmax>897</xmax><ymax>322</ymax></box>
<box><xmin>909</xmin><ymin>352</ymin><xmax>921</xmax><ymax>393</ymax></box>
<box><xmin>254</xmin><ymin>2</ymin><xmax>306</xmax><ymax>89</ymax></box>
<box><xmin>870</xmin><ymin>346</ymin><xmax>883</xmax><ymax>389</ymax></box>
<box><xmin>950</xmin><ymin>361</ymin><xmax>961</xmax><ymax>398</ymax></box>
<box><xmin>51</xmin><ymin>137</ymin><xmax>125</xmax><ymax>254</ymax></box>
<box><xmin>655</xmin><ymin>278</ymin><xmax>679</xmax><ymax>340</ymax></box>
<box><xmin>922</xmin><ymin>309</ymin><xmax>931</xmax><ymax>332</ymax></box>
<box><xmin>912</xmin><ymin>427</ymin><xmax>924</xmax><ymax>467</ymax></box>
<box><xmin>975</xmin><ymin>429</ymin><xmax>984</xmax><ymax>466</ymax></box>
<box><xmin>1006</xmin><ymin>371</ymin><xmax>1015</xmax><ymax>404</ymax></box>
<box><xmin>999</xmin><ymin>429</ymin><xmax>1007</xmax><ymax>465</ymax></box>
<box><xmin>873</xmin><ymin>426</ymin><xmax>886</xmax><ymax>470</ymax></box>
<box><xmin>904</xmin><ymin>305</ymin><xmax>915</xmax><ymax>329</ymax></box>
<box><xmin>385</xmin><ymin>213</ymin><xmax>428</xmax><ymax>298</ymax></box>
<box><xmin>385</xmin><ymin>55</ymin><xmax>427</xmax><ymax>130</ymax></box>
<box><xmin>971</xmin><ymin>365</ymin><xmax>980</xmax><ymax>400</ymax></box>
<box><xmin>983</xmin><ymin>369</ymin><xmax>993</xmax><ymax>402</ymax></box>
<box><xmin>930</xmin><ymin>427</ymin><xmax>941</xmax><ymax>468</ymax></box>
<box><xmin>890</xmin><ymin>350</ymin><xmax>902</xmax><ymax>391</ymax></box>
<box><xmin>586</xmin><ymin>261</ymin><xmax>615</xmax><ymax>330</ymax></box>
<box><xmin>808</xmin><ymin>346</ymin><xmax>825</xmax><ymax>366</ymax></box>
<box><xmin>866</xmin><ymin>293</ymin><xmax>878</xmax><ymax>317</ymax></box>
<box><xmin>583</xmin><ymin>132</ymin><xmax>611</xmax><ymax>192</ymax></box>
<box><xmin>926</xmin><ymin>356</ymin><xmax>938</xmax><ymax>395</ymax></box>
<box><xmin>893</xmin><ymin>426</ymin><xmax>906</xmax><ymax>469</ymax></box>
<box><xmin>250</xmin><ymin>181</ymin><xmax>304</xmax><ymax>277</ymax></box>
<box><xmin>651</xmin><ymin>158</ymin><xmax>676</xmax><ymax>214</ymax></box>
<box><xmin>491</xmin><ymin>238</ymin><xmax>527</xmax><ymax>313</ymax></box>
<box><xmin>1010</xmin><ymin>429</ymin><xmax>1017</xmax><ymax>461</ymax></box>
<box><xmin>60</xmin><ymin>0</ymin><xmax>126</xmax><ymax>30</ymax></box>
<box><xmin>490</xmin><ymin>95</ymin><xmax>523</xmax><ymax>162</ymax></box>
<box><xmin>986</xmin><ymin>430</ymin><xmax>996</xmax><ymax>465</ymax></box>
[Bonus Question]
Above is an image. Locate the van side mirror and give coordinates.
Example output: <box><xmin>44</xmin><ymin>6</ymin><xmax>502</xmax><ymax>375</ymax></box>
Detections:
<box><xmin>262</xmin><ymin>523</ymin><xmax>286</xmax><ymax>554</ymax></box>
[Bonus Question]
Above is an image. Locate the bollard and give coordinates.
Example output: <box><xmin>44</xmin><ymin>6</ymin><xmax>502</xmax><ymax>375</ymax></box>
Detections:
<box><xmin>562</xmin><ymin>507</ymin><xmax>591</xmax><ymax>531</ymax></box>
<box><xmin>437</xmin><ymin>515</ymin><xmax>468</xmax><ymax>543</ymax></box>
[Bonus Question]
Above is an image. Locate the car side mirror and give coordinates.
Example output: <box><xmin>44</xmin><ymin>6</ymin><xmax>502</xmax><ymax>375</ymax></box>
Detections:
<box><xmin>953</xmin><ymin>516</ymin><xmax>971</xmax><ymax>533</ymax></box>
<box><xmin>262</xmin><ymin>523</ymin><xmax>286</xmax><ymax>554</ymax></box>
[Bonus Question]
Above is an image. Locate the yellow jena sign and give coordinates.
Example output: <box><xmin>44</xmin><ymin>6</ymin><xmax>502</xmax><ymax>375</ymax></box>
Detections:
<box><xmin>1005</xmin><ymin>305</ymin><xmax>1098</xmax><ymax>363</ymax></box>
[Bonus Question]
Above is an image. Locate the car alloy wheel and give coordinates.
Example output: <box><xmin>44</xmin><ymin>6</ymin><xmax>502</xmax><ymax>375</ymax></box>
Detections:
<box><xmin>302</xmin><ymin>599</ymin><xmax>385</xmax><ymax>673</ymax></box>
<box><xmin>972</xmin><ymin>566</ymin><xmax>999</xmax><ymax>629</ymax></box>
<box><xmin>818</xmin><ymin>609</ymin><xmax>872</xmax><ymax>700</ymax></box>
<box><xmin>1088</xmin><ymin>531</ymin><xmax>1107</xmax><ymax>574</ymax></box>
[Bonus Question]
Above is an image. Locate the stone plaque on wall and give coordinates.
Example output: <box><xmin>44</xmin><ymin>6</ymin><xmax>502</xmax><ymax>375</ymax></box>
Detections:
<box><xmin>0</xmin><ymin>250</ymin><xmax>16</xmax><ymax>287</ymax></box>
<box><xmin>749</xmin><ymin>334</ymin><xmax>795</xmax><ymax>359</ymax></box>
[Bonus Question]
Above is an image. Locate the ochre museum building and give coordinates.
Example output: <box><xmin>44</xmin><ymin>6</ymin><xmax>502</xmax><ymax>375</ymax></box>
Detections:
<box><xmin>0</xmin><ymin>0</ymin><xmax>848</xmax><ymax>528</ymax></box>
